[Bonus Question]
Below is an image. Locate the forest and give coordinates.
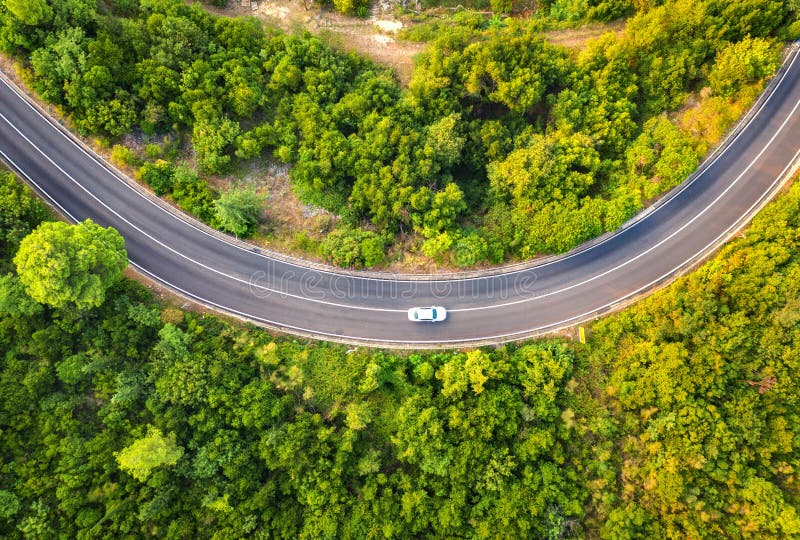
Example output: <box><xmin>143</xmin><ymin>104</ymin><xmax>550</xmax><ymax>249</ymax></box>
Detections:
<box><xmin>0</xmin><ymin>0</ymin><xmax>796</xmax><ymax>267</ymax></box>
<box><xmin>1</xmin><ymin>159</ymin><xmax>799</xmax><ymax>537</ymax></box>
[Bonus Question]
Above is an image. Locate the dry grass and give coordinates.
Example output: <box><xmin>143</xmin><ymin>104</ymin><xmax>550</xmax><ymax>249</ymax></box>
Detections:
<box><xmin>543</xmin><ymin>19</ymin><xmax>626</xmax><ymax>49</ymax></box>
<box><xmin>209</xmin><ymin>0</ymin><xmax>424</xmax><ymax>85</ymax></box>
<box><xmin>676</xmin><ymin>84</ymin><xmax>760</xmax><ymax>156</ymax></box>
<box><xmin>216</xmin><ymin>158</ymin><xmax>339</xmax><ymax>262</ymax></box>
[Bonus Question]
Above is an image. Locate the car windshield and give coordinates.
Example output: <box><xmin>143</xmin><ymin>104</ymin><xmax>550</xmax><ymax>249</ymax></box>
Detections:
<box><xmin>431</xmin><ymin>309</ymin><xmax>437</xmax><ymax>319</ymax></box>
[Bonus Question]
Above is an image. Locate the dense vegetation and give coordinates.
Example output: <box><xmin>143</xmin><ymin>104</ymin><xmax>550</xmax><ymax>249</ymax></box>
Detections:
<box><xmin>577</xmin><ymin>183</ymin><xmax>800</xmax><ymax>537</ymax></box>
<box><xmin>0</xmin><ymin>0</ymin><xmax>795</xmax><ymax>267</ymax></box>
<box><xmin>418</xmin><ymin>0</ymin><xmax>642</xmax><ymax>19</ymax></box>
<box><xmin>14</xmin><ymin>219</ymin><xmax>127</xmax><ymax>310</ymax></box>
<box><xmin>3</xmin><ymin>162</ymin><xmax>800</xmax><ymax>537</ymax></box>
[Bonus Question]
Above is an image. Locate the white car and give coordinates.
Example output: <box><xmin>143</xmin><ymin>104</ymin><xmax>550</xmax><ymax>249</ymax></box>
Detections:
<box><xmin>408</xmin><ymin>306</ymin><xmax>447</xmax><ymax>322</ymax></box>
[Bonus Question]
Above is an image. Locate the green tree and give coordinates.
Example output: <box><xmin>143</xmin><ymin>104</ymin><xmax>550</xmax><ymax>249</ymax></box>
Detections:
<box><xmin>0</xmin><ymin>274</ymin><xmax>42</xmax><ymax>316</ymax></box>
<box><xmin>709</xmin><ymin>37</ymin><xmax>781</xmax><ymax>97</ymax></box>
<box><xmin>137</xmin><ymin>159</ymin><xmax>175</xmax><ymax>196</ymax></box>
<box><xmin>359</xmin><ymin>234</ymin><xmax>385</xmax><ymax>267</ymax></box>
<box><xmin>4</xmin><ymin>0</ymin><xmax>52</xmax><ymax>25</ymax></box>
<box><xmin>171</xmin><ymin>165</ymin><xmax>219</xmax><ymax>224</ymax></box>
<box><xmin>488</xmin><ymin>132</ymin><xmax>600</xmax><ymax>205</ymax></box>
<box><xmin>192</xmin><ymin>116</ymin><xmax>241</xmax><ymax>174</ymax></box>
<box><xmin>625</xmin><ymin>115</ymin><xmax>700</xmax><ymax>198</ymax></box>
<box><xmin>452</xmin><ymin>232</ymin><xmax>488</xmax><ymax>267</ymax></box>
<box><xmin>424</xmin><ymin>113</ymin><xmax>465</xmax><ymax>171</ymax></box>
<box><xmin>0</xmin><ymin>490</ymin><xmax>20</xmax><ymax>520</ymax></box>
<box><xmin>464</xmin><ymin>31</ymin><xmax>568</xmax><ymax>114</ymax></box>
<box><xmin>213</xmin><ymin>184</ymin><xmax>263</xmax><ymax>237</ymax></box>
<box><xmin>13</xmin><ymin>219</ymin><xmax>127</xmax><ymax>310</ymax></box>
<box><xmin>115</xmin><ymin>425</ymin><xmax>184</xmax><ymax>481</ymax></box>
<box><xmin>319</xmin><ymin>227</ymin><xmax>384</xmax><ymax>268</ymax></box>
<box><xmin>0</xmin><ymin>171</ymin><xmax>50</xmax><ymax>268</ymax></box>
<box><xmin>30</xmin><ymin>27</ymin><xmax>87</xmax><ymax>104</ymax></box>
<box><xmin>411</xmin><ymin>183</ymin><xmax>467</xmax><ymax>239</ymax></box>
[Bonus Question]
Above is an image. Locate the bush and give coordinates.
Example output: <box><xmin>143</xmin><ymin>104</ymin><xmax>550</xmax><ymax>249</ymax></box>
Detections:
<box><xmin>213</xmin><ymin>184</ymin><xmax>264</xmax><ymax>237</ymax></box>
<box><xmin>110</xmin><ymin>144</ymin><xmax>140</xmax><ymax>168</ymax></box>
<box><xmin>332</xmin><ymin>0</ymin><xmax>369</xmax><ymax>16</ymax></box>
<box><xmin>192</xmin><ymin>117</ymin><xmax>240</xmax><ymax>175</ymax></box>
<box><xmin>293</xmin><ymin>231</ymin><xmax>319</xmax><ymax>253</ymax></box>
<box><xmin>321</xmin><ymin>229</ymin><xmax>362</xmax><ymax>268</ymax></box>
<box><xmin>360</xmin><ymin>234</ymin><xmax>386</xmax><ymax>267</ymax></box>
<box><xmin>421</xmin><ymin>231</ymin><xmax>456</xmax><ymax>260</ymax></box>
<box><xmin>451</xmin><ymin>232</ymin><xmax>488</xmax><ymax>267</ymax></box>
<box><xmin>490</xmin><ymin>0</ymin><xmax>512</xmax><ymax>13</ymax></box>
<box><xmin>144</xmin><ymin>144</ymin><xmax>162</xmax><ymax>159</ymax></box>
<box><xmin>137</xmin><ymin>160</ymin><xmax>174</xmax><ymax>196</ymax></box>
<box><xmin>320</xmin><ymin>228</ymin><xmax>385</xmax><ymax>268</ymax></box>
<box><xmin>625</xmin><ymin>116</ymin><xmax>700</xmax><ymax>198</ymax></box>
<box><xmin>171</xmin><ymin>166</ymin><xmax>218</xmax><ymax>225</ymax></box>
<box><xmin>709</xmin><ymin>37</ymin><xmax>781</xmax><ymax>97</ymax></box>
<box><xmin>549</xmin><ymin>0</ymin><xmax>589</xmax><ymax>21</ymax></box>
<box><xmin>586</xmin><ymin>0</ymin><xmax>634</xmax><ymax>21</ymax></box>
<box><xmin>0</xmin><ymin>171</ymin><xmax>51</xmax><ymax>267</ymax></box>
<box><xmin>785</xmin><ymin>20</ymin><xmax>800</xmax><ymax>41</ymax></box>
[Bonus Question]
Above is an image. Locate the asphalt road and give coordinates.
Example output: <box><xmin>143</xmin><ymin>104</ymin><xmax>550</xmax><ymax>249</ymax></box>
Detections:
<box><xmin>1</xmin><ymin>44</ymin><xmax>800</xmax><ymax>347</ymax></box>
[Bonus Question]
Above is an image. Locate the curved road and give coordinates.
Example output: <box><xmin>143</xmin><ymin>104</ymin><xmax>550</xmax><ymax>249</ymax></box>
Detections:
<box><xmin>1</xmin><ymin>45</ymin><xmax>800</xmax><ymax>347</ymax></box>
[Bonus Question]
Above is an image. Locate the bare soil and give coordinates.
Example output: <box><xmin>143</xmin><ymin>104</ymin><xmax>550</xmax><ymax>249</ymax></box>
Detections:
<box><xmin>208</xmin><ymin>0</ymin><xmax>425</xmax><ymax>85</ymax></box>
<box><xmin>542</xmin><ymin>18</ymin><xmax>626</xmax><ymax>49</ymax></box>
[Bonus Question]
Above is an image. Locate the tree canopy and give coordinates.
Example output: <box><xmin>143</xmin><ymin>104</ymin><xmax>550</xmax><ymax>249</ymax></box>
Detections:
<box><xmin>13</xmin><ymin>219</ymin><xmax>127</xmax><ymax>309</ymax></box>
<box><xmin>213</xmin><ymin>184</ymin><xmax>264</xmax><ymax>237</ymax></box>
<box><xmin>1</xmin><ymin>163</ymin><xmax>800</xmax><ymax>538</ymax></box>
<box><xmin>115</xmin><ymin>425</ymin><xmax>184</xmax><ymax>481</ymax></box>
<box><xmin>0</xmin><ymin>171</ymin><xmax>50</xmax><ymax>271</ymax></box>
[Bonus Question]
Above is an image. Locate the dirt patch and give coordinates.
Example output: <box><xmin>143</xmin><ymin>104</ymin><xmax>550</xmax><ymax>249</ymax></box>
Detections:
<box><xmin>543</xmin><ymin>19</ymin><xmax>626</xmax><ymax>49</ymax></box>
<box><xmin>375</xmin><ymin>19</ymin><xmax>403</xmax><ymax>32</ymax></box>
<box><xmin>203</xmin><ymin>158</ymin><xmax>339</xmax><ymax>261</ymax></box>
<box><xmin>209</xmin><ymin>0</ymin><xmax>425</xmax><ymax>85</ymax></box>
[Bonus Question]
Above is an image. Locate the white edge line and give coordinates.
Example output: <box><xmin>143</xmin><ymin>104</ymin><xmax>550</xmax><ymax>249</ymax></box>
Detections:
<box><xmin>0</xmin><ymin>131</ymin><xmax>405</xmax><ymax>313</ymax></box>
<box><xmin>0</xmin><ymin>41</ymin><xmax>798</xmax><ymax>284</ymax></box>
<box><xmin>450</xmin><ymin>95</ymin><xmax>800</xmax><ymax>312</ymax></box>
<box><xmin>139</xmin><ymin>146</ymin><xmax>800</xmax><ymax>345</ymax></box>
<box><xmin>6</xmin><ymin>140</ymin><xmax>799</xmax><ymax>345</ymax></box>
<box><xmin>0</xmin><ymin>46</ymin><xmax>798</xmax><ymax>344</ymax></box>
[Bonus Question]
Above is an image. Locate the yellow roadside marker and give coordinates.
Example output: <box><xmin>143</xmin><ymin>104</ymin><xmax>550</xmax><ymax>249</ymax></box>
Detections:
<box><xmin>579</xmin><ymin>326</ymin><xmax>586</xmax><ymax>344</ymax></box>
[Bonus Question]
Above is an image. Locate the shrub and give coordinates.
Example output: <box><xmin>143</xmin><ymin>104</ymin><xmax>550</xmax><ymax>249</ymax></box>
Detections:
<box><xmin>171</xmin><ymin>166</ymin><xmax>218</xmax><ymax>225</ymax></box>
<box><xmin>490</xmin><ymin>0</ymin><xmax>512</xmax><ymax>14</ymax></box>
<box><xmin>451</xmin><ymin>232</ymin><xmax>488</xmax><ymax>267</ymax></box>
<box><xmin>709</xmin><ymin>37</ymin><xmax>781</xmax><ymax>97</ymax></box>
<box><xmin>137</xmin><ymin>160</ymin><xmax>174</xmax><ymax>196</ymax></box>
<box><xmin>421</xmin><ymin>231</ymin><xmax>456</xmax><ymax>260</ymax></box>
<box><xmin>192</xmin><ymin>117</ymin><xmax>240</xmax><ymax>175</ymax></box>
<box><xmin>320</xmin><ymin>228</ymin><xmax>385</xmax><ymax>268</ymax></box>
<box><xmin>321</xmin><ymin>228</ymin><xmax>362</xmax><ymax>268</ymax></box>
<box><xmin>144</xmin><ymin>143</ymin><xmax>162</xmax><ymax>159</ymax></box>
<box><xmin>360</xmin><ymin>234</ymin><xmax>386</xmax><ymax>267</ymax></box>
<box><xmin>293</xmin><ymin>231</ymin><xmax>319</xmax><ymax>253</ymax></box>
<box><xmin>110</xmin><ymin>144</ymin><xmax>140</xmax><ymax>168</ymax></box>
<box><xmin>213</xmin><ymin>184</ymin><xmax>264</xmax><ymax>237</ymax></box>
<box><xmin>332</xmin><ymin>0</ymin><xmax>369</xmax><ymax>16</ymax></box>
<box><xmin>0</xmin><ymin>171</ymin><xmax>51</xmax><ymax>267</ymax></box>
